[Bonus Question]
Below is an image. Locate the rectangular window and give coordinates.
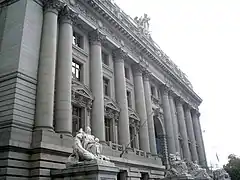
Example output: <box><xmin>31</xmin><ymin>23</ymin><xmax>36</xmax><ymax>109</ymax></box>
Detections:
<box><xmin>73</xmin><ymin>31</ymin><xmax>84</xmax><ymax>49</ymax></box>
<box><xmin>126</xmin><ymin>90</ymin><xmax>132</xmax><ymax>108</ymax></box>
<box><xmin>124</xmin><ymin>67</ymin><xmax>130</xmax><ymax>79</ymax></box>
<box><xmin>103</xmin><ymin>77</ymin><xmax>110</xmax><ymax>97</ymax></box>
<box><xmin>102</xmin><ymin>51</ymin><xmax>109</xmax><ymax>66</ymax></box>
<box><xmin>72</xmin><ymin>60</ymin><xmax>82</xmax><ymax>82</ymax></box>
<box><xmin>72</xmin><ymin>106</ymin><xmax>82</xmax><ymax>137</ymax></box>
<box><xmin>105</xmin><ymin>118</ymin><xmax>111</xmax><ymax>142</ymax></box>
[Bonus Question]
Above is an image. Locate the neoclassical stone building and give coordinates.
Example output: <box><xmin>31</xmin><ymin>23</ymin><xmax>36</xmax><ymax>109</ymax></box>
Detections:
<box><xmin>0</xmin><ymin>0</ymin><xmax>207</xmax><ymax>179</ymax></box>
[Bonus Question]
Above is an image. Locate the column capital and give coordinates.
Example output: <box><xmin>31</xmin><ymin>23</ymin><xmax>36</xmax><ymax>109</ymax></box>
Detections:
<box><xmin>132</xmin><ymin>63</ymin><xmax>145</xmax><ymax>76</ymax></box>
<box><xmin>43</xmin><ymin>0</ymin><xmax>63</xmax><ymax>14</ymax></box>
<box><xmin>160</xmin><ymin>85</ymin><xmax>170</xmax><ymax>96</ymax></box>
<box><xmin>143</xmin><ymin>70</ymin><xmax>152</xmax><ymax>81</ymax></box>
<box><xmin>112</xmin><ymin>48</ymin><xmax>128</xmax><ymax>62</ymax></box>
<box><xmin>89</xmin><ymin>29</ymin><xmax>106</xmax><ymax>45</ymax></box>
<box><xmin>184</xmin><ymin>103</ymin><xmax>192</xmax><ymax>110</ymax></box>
<box><xmin>191</xmin><ymin>109</ymin><xmax>201</xmax><ymax>117</ymax></box>
<box><xmin>59</xmin><ymin>6</ymin><xmax>78</xmax><ymax>24</ymax></box>
<box><xmin>175</xmin><ymin>96</ymin><xmax>185</xmax><ymax>105</ymax></box>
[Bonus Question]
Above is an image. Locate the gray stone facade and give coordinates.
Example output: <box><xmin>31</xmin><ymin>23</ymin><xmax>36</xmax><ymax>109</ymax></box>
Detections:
<box><xmin>0</xmin><ymin>0</ymin><xmax>207</xmax><ymax>179</ymax></box>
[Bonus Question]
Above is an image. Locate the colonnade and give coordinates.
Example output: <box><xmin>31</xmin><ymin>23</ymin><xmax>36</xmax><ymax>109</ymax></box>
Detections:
<box><xmin>34</xmin><ymin>1</ymin><xmax>206</xmax><ymax>167</ymax></box>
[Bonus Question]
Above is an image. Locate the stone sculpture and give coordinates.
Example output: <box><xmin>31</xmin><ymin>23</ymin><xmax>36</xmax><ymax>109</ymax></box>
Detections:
<box><xmin>165</xmin><ymin>152</ymin><xmax>190</xmax><ymax>177</ymax></box>
<box><xmin>134</xmin><ymin>13</ymin><xmax>151</xmax><ymax>37</ymax></box>
<box><xmin>188</xmin><ymin>161</ymin><xmax>212</xmax><ymax>179</ymax></box>
<box><xmin>67</xmin><ymin>127</ymin><xmax>110</xmax><ymax>166</ymax></box>
<box><xmin>213</xmin><ymin>169</ymin><xmax>231</xmax><ymax>180</ymax></box>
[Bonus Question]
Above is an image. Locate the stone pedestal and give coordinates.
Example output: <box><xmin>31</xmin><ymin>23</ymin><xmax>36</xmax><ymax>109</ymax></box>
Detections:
<box><xmin>51</xmin><ymin>160</ymin><xmax>119</xmax><ymax>180</ymax></box>
<box><xmin>164</xmin><ymin>175</ymin><xmax>194</xmax><ymax>180</ymax></box>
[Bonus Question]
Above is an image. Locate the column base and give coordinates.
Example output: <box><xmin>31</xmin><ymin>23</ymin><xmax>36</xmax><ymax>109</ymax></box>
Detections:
<box><xmin>34</xmin><ymin>126</ymin><xmax>54</xmax><ymax>132</ymax></box>
<box><xmin>55</xmin><ymin>131</ymin><xmax>73</xmax><ymax>138</ymax></box>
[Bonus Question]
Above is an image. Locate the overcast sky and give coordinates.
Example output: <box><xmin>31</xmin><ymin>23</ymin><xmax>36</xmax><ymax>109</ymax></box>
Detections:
<box><xmin>114</xmin><ymin>0</ymin><xmax>240</xmax><ymax>168</ymax></box>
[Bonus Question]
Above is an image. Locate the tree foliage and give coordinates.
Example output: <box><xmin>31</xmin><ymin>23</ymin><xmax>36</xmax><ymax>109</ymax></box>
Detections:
<box><xmin>223</xmin><ymin>154</ymin><xmax>240</xmax><ymax>180</ymax></box>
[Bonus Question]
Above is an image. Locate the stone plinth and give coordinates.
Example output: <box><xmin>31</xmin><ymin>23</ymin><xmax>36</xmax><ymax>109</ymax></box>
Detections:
<box><xmin>51</xmin><ymin>159</ymin><xmax>119</xmax><ymax>180</ymax></box>
<box><xmin>164</xmin><ymin>175</ymin><xmax>194</xmax><ymax>180</ymax></box>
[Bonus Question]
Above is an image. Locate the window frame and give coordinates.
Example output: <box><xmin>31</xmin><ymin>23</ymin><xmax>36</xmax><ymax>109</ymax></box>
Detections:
<box><xmin>73</xmin><ymin>31</ymin><xmax>84</xmax><ymax>49</ymax></box>
<box><xmin>72</xmin><ymin>59</ymin><xmax>83</xmax><ymax>82</ymax></box>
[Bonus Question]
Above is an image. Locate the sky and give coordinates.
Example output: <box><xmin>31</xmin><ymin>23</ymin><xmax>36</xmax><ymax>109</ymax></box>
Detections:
<box><xmin>114</xmin><ymin>0</ymin><xmax>240</xmax><ymax>168</ymax></box>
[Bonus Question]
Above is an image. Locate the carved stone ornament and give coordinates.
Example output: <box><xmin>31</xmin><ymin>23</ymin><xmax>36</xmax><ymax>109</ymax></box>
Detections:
<box><xmin>104</xmin><ymin>97</ymin><xmax>120</xmax><ymax>120</ymax></box>
<box><xmin>89</xmin><ymin>29</ymin><xmax>106</xmax><ymax>44</ymax></box>
<box><xmin>59</xmin><ymin>5</ymin><xmax>78</xmax><ymax>24</ymax></box>
<box><xmin>165</xmin><ymin>152</ymin><xmax>191</xmax><ymax>178</ymax></box>
<box><xmin>67</xmin><ymin>127</ymin><xmax>110</xmax><ymax>166</ymax></box>
<box><xmin>43</xmin><ymin>0</ymin><xmax>63</xmax><ymax>12</ymax></box>
<box><xmin>72</xmin><ymin>82</ymin><xmax>93</xmax><ymax>109</ymax></box>
<box><xmin>187</xmin><ymin>161</ymin><xmax>212</xmax><ymax>179</ymax></box>
<box><xmin>128</xmin><ymin>108</ymin><xmax>140</xmax><ymax>121</ymax></box>
<box><xmin>112</xmin><ymin>48</ymin><xmax>128</xmax><ymax>61</ymax></box>
<box><xmin>213</xmin><ymin>169</ymin><xmax>231</xmax><ymax>180</ymax></box>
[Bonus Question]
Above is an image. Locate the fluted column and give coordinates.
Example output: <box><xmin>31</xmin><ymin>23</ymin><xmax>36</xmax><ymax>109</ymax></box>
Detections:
<box><xmin>169</xmin><ymin>92</ymin><xmax>180</xmax><ymax>153</ymax></box>
<box><xmin>133</xmin><ymin>64</ymin><xmax>150</xmax><ymax>152</ymax></box>
<box><xmin>184</xmin><ymin>104</ymin><xmax>198</xmax><ymax>162</ymax></box>
<box><xmin>35</xmin><ymin>0</ymin><xmax>62</xmax><ymax>130</ymax></box>
<box><xmin>143</xmin><ymin>71</ymin><xmax>157</xmax><ymax>155</ymax></box>
<box><xmin>113</xmin><ymin>48</ymin><xmax>130</xmax><ymax>146</ymax></box>
<box><xmin>55</xmin><ymin>6</ymin><xmax>75</xmax><ymax>135</ymax></box>
<box><xmin>89</xmin><ymin>30</ymin><xmax>106</xmax><ymax>141</ymax></box>
<box><xmin>175</xmin><ymin>97</ymin><xmax>191</xmax><ymax>161</ymax></box>
<box><xmin>192</xmin><ymin>110</ymin><xmax>206</xmax><ymax>167</ymax></box>
<box><xmin>161</xmin><ymin>86</ymin><xmax>176</xmax><ymax>155</ymax></box>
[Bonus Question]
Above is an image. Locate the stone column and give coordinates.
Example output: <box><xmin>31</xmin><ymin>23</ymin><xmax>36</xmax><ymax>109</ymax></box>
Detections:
<box><xmin>161</xmin><ymin>86</ymin><xmax>176</xmax><ymax>155</ymax></box>
<box><xmin>184</xmin><ymin>104</ymin><xmax>199</xmax><ymax>162</ymax></box>
<box><xmin>143</xmin><ymin>71</ymin><xmax>157</xmax><ymax>155</ymax></box>
<box><xmin>175</xmin><ymin>97</ymin><xmax>191</xmax><ymax>161</ymax></box>
<box><xmin>89</xmin><ymin>30</ymin><xmax>106</xmax><ymax>142</ymax></box>
<box><xmin>169</xmin><ymin>92</ymin><xmax>180</xmax><ymax>154</ymax></box>
<box><xmin>192</xmin><ymin>110</ymin><xmax>206</xmax><ymax>167</ymax></box>
<box><xmin>35</xmin><ymin>1</ymin><xmax>62</xmax><ymax>130</ymax></box>
<box><xmin>113</xmin><ymin>48</ymin><xmax>130</xmax><ymax>146</ymax></box>
<box><xmin>133</xmin><ymin>64</ymin><xmax>150</xmax><ymax>152</ymax></box>
<box><xmin>55</xmin><ymin>6</ymin><xmax>75</xmax><ymax>135</ymax></box>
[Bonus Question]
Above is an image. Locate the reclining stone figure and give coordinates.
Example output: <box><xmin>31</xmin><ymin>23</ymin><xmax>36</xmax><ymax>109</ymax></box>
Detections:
<box><xmin>67</xmin><ymin>127</ymin><xmax>109</xmax><ymax>166</ymax></box>
<box><xmin>165</xmin><ymin>152</ymin><xmax>190</xmax><ymax>177</ymax></box>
